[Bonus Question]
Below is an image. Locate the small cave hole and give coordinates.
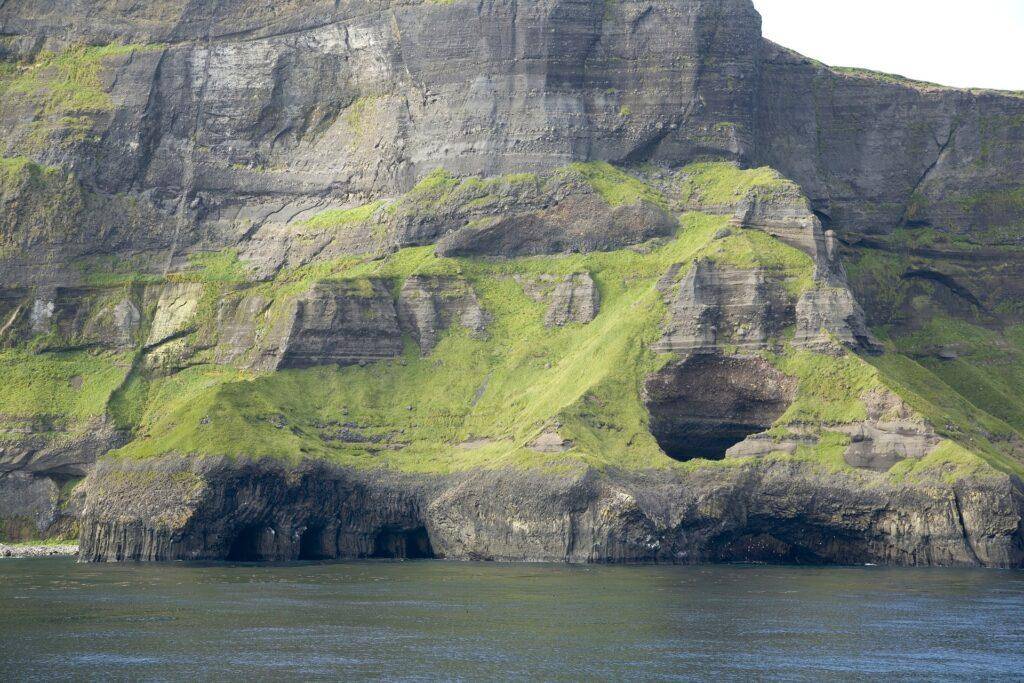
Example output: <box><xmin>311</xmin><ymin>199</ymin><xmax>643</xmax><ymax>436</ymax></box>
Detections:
<box><xmin>298</xmin><ymin>526</ymin><xmax>331</xmax><ymax>561</ymax></box>
<box><xmin>812</xmin><ymin>210</ymin><xmax>832</xmax><ymax>229</ymax></box>
<box><xmin>226</xmin><ymin>525</ymin><xmax>265</xmax><ymax>562</ymax></box>
<box><xmin>643</xmin><ymin>355</ymin><xmax>796</xmax><ymax>462</ymax></box>
<box><xmin>371</xmin><ymin>526</ymin><xmax>434</xmax><ymax>559</ymax></box>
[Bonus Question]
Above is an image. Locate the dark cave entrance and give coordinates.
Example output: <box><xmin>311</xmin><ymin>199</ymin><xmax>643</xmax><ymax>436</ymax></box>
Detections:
<box><xmin>643</xmin><ymin>355</ymin><xmax>796</xmax><ymax>462</ymax></box>
<box><xmin>226</xmin><ymin>524</ymin><xmax>266</xmax><ymax>561</ymax></box>
<box><xmin>371</xmin><ymin>526</ymin><xmax>434</xmax><ymax>559</ymax></box>
<box><xmin>298</xmin><ymin>526</ymin><xmax>331</xmax><ymax>560</ymax></box>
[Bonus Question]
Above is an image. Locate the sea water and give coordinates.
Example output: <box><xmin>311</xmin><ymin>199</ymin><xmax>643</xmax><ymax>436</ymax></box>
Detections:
<box><xmin>1</xmin><ymin>559</ymin><xmax>1022</xmax><ymax>680</ymax></box>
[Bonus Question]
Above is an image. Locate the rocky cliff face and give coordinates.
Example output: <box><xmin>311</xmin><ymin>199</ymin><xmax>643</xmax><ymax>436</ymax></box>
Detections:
<box><xmin>79</xmin><ymin>455</ymin><xmax>1023</xmax><ymax>567</ymax></box>
<box><xmin>1</xmin><ymin>0</ymin><xmax>1022</xmax><ymax>565</ymax></box>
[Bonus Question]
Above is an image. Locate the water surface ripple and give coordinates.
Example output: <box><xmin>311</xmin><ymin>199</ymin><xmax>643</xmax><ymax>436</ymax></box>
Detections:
<box><xmin>2</xmin><ymin>560</ymin><xmax>1022</xmax><ymax>680</ymax></box>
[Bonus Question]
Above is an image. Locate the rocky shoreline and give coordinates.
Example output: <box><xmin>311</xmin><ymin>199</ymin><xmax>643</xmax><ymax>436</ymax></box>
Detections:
<box><xmin>0</xmin><ymin>542</ymin><xmax>79</xmax><ymax>559</ymax></box>
<box><xmin>76</xmin><ymin>456</ymin><xmax>1024</xmax><ymax>567</ymax></box>
<box><xmin>1</xmin><ymin>0</ymin><xmax>1023</xmax><ymax>567</ymax></box>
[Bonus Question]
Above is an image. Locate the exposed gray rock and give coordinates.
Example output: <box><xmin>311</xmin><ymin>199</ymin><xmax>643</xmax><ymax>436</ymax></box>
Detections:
<box><xmin>731</xmin><ymin>179</ymin><xmax>843</xmax><ymax>282</ymax></box>
<box><xmin>794</xmin><ymin>287</ymin><xmax>881</xmax><ymax>353</ymax></box>
<box><xmin>397</xmin><ymin>275</ymin><xmax>489</xmax><ymax>353</ymax></box>
<box><xmin>0</xmin><ymin>0</ymin><xmax>1019</xmax><ymax>282</ymax></box>
<box><xmin>725</xmin><ymin>434</ymin><xmax>801</xmax><ymax>459</ymax></box>
<box><xmin>0</xmin><ymin>287</ymin><xmax>143</xmax><ymax>350</ymax></box>
<box><xmin>277</xmin><ymin>280</ymin><xmax>404</xmax><ymax>369</ymax></box>
<box><xmin>0</xmin><ymin>0</ymin><xmax>764</xmax><ymax>212</ymax></box>
<box><xmin>545</xmin><ymin>273</ymin><xmax>600</xmax><ymax>327</ymax></box>
<box><xmin>655</xmin><ymin>260</ymin><xmax>791</xmax><ymax>354</ymax></box>
<box><xmin>527</xmin><ymin>431</ymin><xmax>574</xmax><ymax>453</ymax></box>
<box><xmin>519</xmin><ymin>273</ymin><xmax>601</xmax><ymax>327</ymax></box>
<box><xmin>838</xmin><ymin>389</ymin><xmax>942</xmax><ymax>471</ymax></box>
<box><xmin>0</xmin><ymin>472</ymin><xmax>59</xmax><ymax>539</ymax></box>
<box><xmin>436</xmin><ymin>197</ymin><xmax>677</xmax><ymax>258</ymax></box>
<box><xmin>0</xmin><ymin>416</ymin><xmax>126</xmax><ymax>478</ymax></box>
<box><xmin>213</xmin><ymin>293</ymin><xmax>274</xmax><ymax>368</ymax></box>
<box><xmin>209</xmin><ymin>279</ymin><xmax>406</xmax><ymax>370</ymax></box>
<box><xmin>78</xmin><ymin>455</ymin><xmax>1024</xmax><ymax>567</ymax></box>
<box><xmin>145</xmin><ymin>283</ymin><xmax>204</xmax><ymax>348</ymax></box>
<box><xmin>0</xmin><ymin>470</ymin><xmax>81</xmax><ymax>541</ymax></box>
<box><xmin>757</xmin><ymin>42</ymin><xmax>1024</xmax><ymax>236</ymax></box>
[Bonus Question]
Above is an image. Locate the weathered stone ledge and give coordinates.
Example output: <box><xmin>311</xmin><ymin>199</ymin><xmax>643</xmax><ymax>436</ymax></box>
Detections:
<box><xmin>0</xmin><ymin>542</ymin><xmax>78</xmax><ymax>558</ymax></box>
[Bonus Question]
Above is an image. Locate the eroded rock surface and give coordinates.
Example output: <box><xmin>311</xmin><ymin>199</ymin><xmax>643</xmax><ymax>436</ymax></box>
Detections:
<box><xmin>1</xmin><ymin>0</ymin><xmax>1022</xmax><ymax>564</ymax></box>
<box><xmin>398</xmin><ymin>276</ymin><xmax>488</xmax><ymax>353</ymax></box>
<box><xmin>644</xmin><ymin>355</ymin><xmax>797</xmax><ymax>461</ymax></box>
<box><xmin>519</xmin><ymin>273</ymin><xmax>601</xmax><ymax>327</ymax></box>
<box><xmin>655</xmin><ymin>261</ymin><xmax>791</xmax><ymax>354</ymax></box>
<box><xmin>78</xmin><ymin>456</ymin><xmax>1024</xmax><ymax>567</ymax></box>
<box><xmin>794</xmin><ymin>287</ymin><xmax>880</xmax><ymax>353</ymax></box>
<box><xmin>277</xmin><ymin>281</ymin><xmax>404</xmax><ymax>369</ymax></box>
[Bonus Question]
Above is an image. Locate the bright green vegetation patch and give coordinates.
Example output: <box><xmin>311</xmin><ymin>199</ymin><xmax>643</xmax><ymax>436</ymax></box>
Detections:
<box><xmin>388</xmin><ymin>168</ymin><xmax>541</xmax><ymax>219</ymax></box>
<box><xmin>105</xmin><ymin>206</ymin><xmax>928</xmax><ymax>476</ymax></box>
<box><xmin>343</xmin><ymin>95</ymin><xmax>382</xmax><ymax>136</ymax></box>
<box><xmin>0</xmin><ymin>156</ymin><xmax>60</xmax><ymax>190</ymax></box>
<box><xmin>178</xmin><ymin>249</ymin><xmax>253</xmax><ymax>283</ymax></box>
<box><xmin>110</xmin><ymin>213</ymin><xmax>748</xmax><ymax>472</ymax></box>
<box><xmin>300</xmin><ymin>201</ymin><xmax>385</xmax><ymax>230</ymax></box>
<box><xmin>771</xmin><ymin>339</ymin><xmax>1022</xmax><ymax>478</ymax></box>
<box><xmin>564</xmin><ymin>161</ymin><xmax>668</xmax><ymax>209</ymax></box>
<box><xmin>882</xmin><ymin>316</ymin><xmax>1024</xmax><ymax>436</ymax></box>
<box><xmin>770</xmin><ymin>350</ymin><xmax>882</xmax><ymax>425</ymax></box>
<box><xmin>788</xmin><ymin>431</ymin><xmax>852</xmax><ymax>473</ymax></box>
<box><xmin>697</xmin><ymin>228</ymin><xmax>815</xmax><ymax>295</ymax></box>
<box><xmin>0</xmin><ymin>349</ymin><xmax>130</xmax><ymax>421</ymax></box>
<box><xmin>678</xmin><ymin>161</ymin><xmax>788</xmax><ymax>206</ymax></box>
<box><xmin>888</xmin><ymin>440</ymin><xmax>993</xmax><ymax>484</ymax></box>
<box><xmin>0</xmin><ymin>43</ymin><xmax>161</xmax><ymax>145</ymax></box>
<box><xmin>867</xmin><ymin>351</ymin><xmax>1024</xmax><ymax>478</ymax></box>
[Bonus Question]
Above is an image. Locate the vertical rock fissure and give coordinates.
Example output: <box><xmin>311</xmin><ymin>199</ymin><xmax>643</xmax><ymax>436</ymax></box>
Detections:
<box><xmin>952</xmin><ymin>488</ymin><xmax>983</xmax><ymax>566</ymax></box>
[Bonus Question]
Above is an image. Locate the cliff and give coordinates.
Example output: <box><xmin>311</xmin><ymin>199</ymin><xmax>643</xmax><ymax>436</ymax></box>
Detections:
<box><xmin>0</xmin><ymin>0</ymin><xmax>1021</xmax><ymax>565</ymax></box>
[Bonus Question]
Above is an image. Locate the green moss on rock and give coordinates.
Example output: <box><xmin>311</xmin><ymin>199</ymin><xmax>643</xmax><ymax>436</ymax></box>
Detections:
<box><xmin>564</xmin><ymin>161</ymin><xmax>668</xmax><ymax>209</ymax></box>
<box><xmin>300</xmin><ymin>201</ymin><xmax>386</xmax><ymax>230</ymax></box>
<box><xmin>0</xmin><ymin>44</ymin><xmax>161</xmax><ymax>146</ymax></box>
<box><xmin>0</xmin><ymin>349</ymin><xmax>131</xmax><ymax>420</ymax></box>
<box><xmin>678</xmin><ymin>161</ymin><xmax>787</xmax><ymax>206</ymax></box>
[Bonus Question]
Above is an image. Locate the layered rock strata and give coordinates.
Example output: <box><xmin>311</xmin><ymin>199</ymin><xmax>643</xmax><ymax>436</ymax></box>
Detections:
<box><xmin>0</xmin><ymin>0</ymin><xmax>1021</xmax><ymax>564</ymax></box>
<box><xmin>79</xmin><ymin>456</ymin><xmax>1024</xmax><ymax>567</ymax></box>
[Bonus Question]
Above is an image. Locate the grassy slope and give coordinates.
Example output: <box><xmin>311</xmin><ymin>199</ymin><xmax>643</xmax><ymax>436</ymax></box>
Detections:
<box><xmin>112</xmin><ymin>214</ymin><xmax>728</xmax><ymax>472</ymax></box>
<box><xmin>677</xmin><ymin>161</ymin><xmax>787</xmax><ymax>206</ymax></box>
<box><xmin>108</xmin><ymin>194</ymin><xmax>833</xmax><ymax>473</ymax></box>
<box><xmin>843</xmin><ymin>227</ymin><xmax>1024</xmax><ymax>479</ymax></box>
<box><xmin>0</xmin><ymin>349</ymin><xmax>130</xmax><ymax>421</ymax></box>
<box><xmin>3</xmin><ymin>160</ymin><xmax>1020</xmax><ymax>479</ymax></box>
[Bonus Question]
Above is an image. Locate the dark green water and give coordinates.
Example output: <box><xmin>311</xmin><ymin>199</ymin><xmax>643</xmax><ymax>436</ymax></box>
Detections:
<box><xmin>1</xmin><ymin>560</ymin><xmax>1022</xmax><ymax>681</ymax></box>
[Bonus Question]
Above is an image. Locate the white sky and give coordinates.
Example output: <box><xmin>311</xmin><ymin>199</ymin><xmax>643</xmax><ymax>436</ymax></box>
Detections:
<box><xmin>752</xmin><ymin>0</ymin><xmax>1024</xmax><ymax>91</ymax></box>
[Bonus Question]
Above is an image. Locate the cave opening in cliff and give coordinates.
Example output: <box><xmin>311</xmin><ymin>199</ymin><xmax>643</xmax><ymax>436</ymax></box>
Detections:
<box><xmin>298</xmin><ymin>526</ymin><xmax>332</xmax><ymax>560</ymax></box>
<box><xmin>371</xmin><ymin>526</ymin><xmax>434</xmax><ymax>559</ymax></box>
<box><xmin>226</xmin><ymin>525</ymin><xmax>266</xmax><ymax>561</ymax></box>
<box><xmin>643</xmin><ymin>355</ymin><xmax>797</xmax><ymax>462</ymax></box>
